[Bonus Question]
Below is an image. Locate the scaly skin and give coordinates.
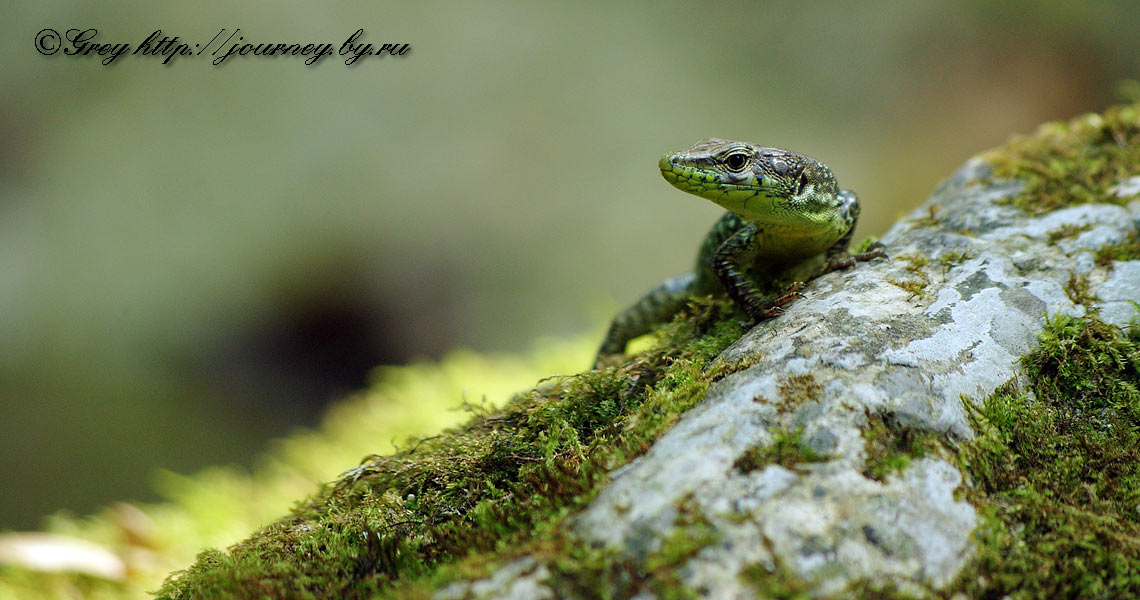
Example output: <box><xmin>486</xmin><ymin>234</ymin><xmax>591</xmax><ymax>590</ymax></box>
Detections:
<box><xmin>596</xmin><ymin>138</ymin><xmax>885</xmax><ymax>365</ymax></box>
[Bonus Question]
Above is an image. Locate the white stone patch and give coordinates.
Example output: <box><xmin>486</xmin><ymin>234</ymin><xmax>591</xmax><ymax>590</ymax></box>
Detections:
<box><xmin>1023</xmin><ymin>279</ymin><xmax>1083</xmax><ymax>317</ymax></box>
<box><xmin>743</xmin><ymin>459</ymin><xmax>974</xmax><ymax>594</ymax></box>
<box><xmin>926</xmin><ymin>285</ymin><xmax>962</xmax><ymax>317</ymax></box>
<box><xmin>1061</xmin><ymin>225</ymin><xmax>1129</xmax><ymax>253</ymax></box>
<box><xmin>435</xmin><ymin>557</ymin><xmax>553</xmax><ymax>600</ymax></box>
<box><xmin>1097</xmin><ymin>260</ymin><xmax>1140</xmax><ymax>327</ymax></box>
<box><xmin>733</xmin><ymin>466</ymin><xmax>799</xmax><ymax>514</ymax></box>
<box><xmin>1111</xmin><ymin>175</ymin><xmax>1140</xmax><ymax>198</ymax></box>
<box><xmin>982</xmin><ymin>203</ymin><xmax>1132</xmax><ymax>242</ymax></box>
<box><xmin>575</xmin><ymin>379</ymin><xmax>773</xmax><ymax>548</ymax></box>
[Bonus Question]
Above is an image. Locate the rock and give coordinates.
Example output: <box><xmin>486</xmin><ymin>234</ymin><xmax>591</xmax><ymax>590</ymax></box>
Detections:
<box><xmin>439</xmin><ymin>155</ymin><xmax>1140</xmax><ymax>597</ymax></box>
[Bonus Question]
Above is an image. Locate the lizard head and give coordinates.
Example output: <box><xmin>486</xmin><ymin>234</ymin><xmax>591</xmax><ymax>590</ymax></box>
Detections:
<box><xmin>659</xmin><ymin>138</ymin><xmax>844</xmax><ymax>224</ymax></box>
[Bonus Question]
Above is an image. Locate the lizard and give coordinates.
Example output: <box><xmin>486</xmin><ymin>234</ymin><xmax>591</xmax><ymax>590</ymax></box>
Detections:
<box><xmin>596</xmin><ymin>138</ymin><xmax>886</xmax><ymax>366</ymax></box>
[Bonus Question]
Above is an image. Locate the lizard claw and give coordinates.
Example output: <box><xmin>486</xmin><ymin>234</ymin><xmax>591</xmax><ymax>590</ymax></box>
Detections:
<box><xmin>854</xmin><ymin>241</ymin><xmax>888</xmax><ymax>262</ymax></box>
<box><xmin>822</xmin><ymin>245</ymin><xmax>887</xmax><ymax>274</ymax></box>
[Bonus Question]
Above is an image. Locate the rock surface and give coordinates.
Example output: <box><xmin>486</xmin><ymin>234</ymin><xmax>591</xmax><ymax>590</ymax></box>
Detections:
<box><xmin>438</xmin><ymin>159</ymin><xmax>1140</xmax><ymax>598</ymax></box>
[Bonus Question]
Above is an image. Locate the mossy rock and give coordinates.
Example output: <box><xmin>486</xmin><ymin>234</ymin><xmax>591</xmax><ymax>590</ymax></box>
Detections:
<box><xmin>5</xmin><ymin>104</ymin><xmax>1140</xmax><ymax>599</ymax></box>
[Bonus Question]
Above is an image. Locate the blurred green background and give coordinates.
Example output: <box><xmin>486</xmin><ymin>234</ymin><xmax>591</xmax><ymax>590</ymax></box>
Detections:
<box><xmin>2</xmin><ymin>1</ymin><xmax>1137</xmax><ymax>530</ymax></box>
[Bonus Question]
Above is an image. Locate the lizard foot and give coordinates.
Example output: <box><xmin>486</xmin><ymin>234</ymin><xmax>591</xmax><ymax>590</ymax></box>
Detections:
<box><xmin>822</xmin><ymin>243</ymin><xmax>888</xmax><ymax>274</ymax></box>
<box><xmin>744</xmin><ymin>281</ymin><xmax>806</xmax><ymax>322</ymax></box>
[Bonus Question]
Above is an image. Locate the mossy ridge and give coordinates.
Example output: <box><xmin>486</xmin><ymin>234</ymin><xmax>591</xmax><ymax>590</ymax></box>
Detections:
<box><xmin>949</xmin><ymin>313</ymin><xmax>1140</xmax><ymax>598</ymax></box>
<box><xmin>157</xmin><ymin>297</ymin><xmax>745</xmax><ymax>599</ymax></box>
<box><xmin>985</xmin><ymin>101</ymin><xmax>1140</xmax><ymax>214</ymax></box>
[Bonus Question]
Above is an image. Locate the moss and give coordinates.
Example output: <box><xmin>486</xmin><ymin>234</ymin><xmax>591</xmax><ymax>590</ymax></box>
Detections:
<box><xmin>952</xmin><ymin>313</ymin><xmax>1140</xmax><ymax>598</ymax></box>
<box><xmin>156</xmin><ymin>297</ymin><xmax>745</xmax><ymax>599</ymax></box>
<box><xmin>740</xmin><ymin>559</ymin><xmax>813</xmax><ymax>600</ymax></box>
<box><xmin>985</xmin><ymin>102</ymin><xmax>1140</xmax><ymax>214</ymax></box>
<box><xmin>1095</xmin><ymin>228</ymin><xmax>1140</xmax><ymax>268</ymax></box>
<box><xmin>900</xmin><ymin>253</ymin><xmax>929</xmax><ymax>275</ymax></box>
<box><xmin>1</xmin><ymin>342</ymin><xmax>591</xmax><ymax>600</ymax></box>
<box><xmin>734</xmin><ymin>427</ymin><xmax>829</xmax><ymax>475</ymax></box>
<box><xmin>861</xmin><ymin>415</ymin><xmax>950</xmax><ymax>482</ymax></box>
<box><xmin>853</xmin><ymin>236</ymin><xmax>881</xmax><ymax>254</ymax></box>
<box><xmin>1046</xmin><ymin>223</ymin><xmax>1093</xmax><ymax>244</ymax></box>
<box><xmin>540</xmin><ymin>535</ymin><xmax>647</xmax><ymax>600</ymax></box>
<box><xmin>776</xmin><ymin>374</ymin><xmax>821</xmax><ymax>412</ymax></box>
<box><xmin>1064</xmin><ymin>271</ymin><xmax>1098</xmax><ymax>307</ymax></box>
<box><xmin>885</xmin><ymin>277</ymin><xmax>927</xmax><ymax>300</ymax></box>
<box><xmin>908</xmin><ymin>204</ymin><xmax>943</xmax><ymax>229</ymax></box>
<box><xmin>886</xmin><ymin>253</ymin><xmax>932</xmax><ymax>301</ymax></box>
<box><xmin>637</xmin><ymin>497</ymin><xmax>721</xmax><ymax>599</ymax></box>
<box><xmin>936</xmin><ymin>249</ymin><xmax>972</xmax><ymax>275</ymax></box>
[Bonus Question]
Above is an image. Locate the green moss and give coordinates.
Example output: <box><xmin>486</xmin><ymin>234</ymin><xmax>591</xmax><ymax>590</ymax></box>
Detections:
<box><xmin>1046</xmin><ymin>223</ymin><xmax>1093</xmax><ymax>244</ymax></box>
<box><xmin>908</xmin><ymin>204</ymin><xmax>943</xmax><ymax>229</ymax></box>
<box><xmin>861</xmin><ymin>415</ymin><xmax>950</xmax><ymax>482</ymax></box>
<box><xmin>900</xmin><ymin>253</ymin><xmax>929</xmax><ymax>275</ymax></box>
<box><xmin>885</xmin><ymin>253</ymin><xmax>932</xmax><ymax>301</ymax></box>
<box><xmin>156</xmin><ymin>298</ymin><xmax>745</xmax><ymax>599</ymax></box>
<box><xmin>985</xmin><ymin>102</ymin><xmax>1140</xmax><ymax>214</ymax></box>
<box><xmin>734</xmin><ymin>427</ymin><xmax>829</xmax><ymax>475</ymax></box>
<box><xmin>1095</xmin><ymin>228</ymin><xmax>1140</xmax><ymax>268</ymax></box>
<box><xmin>1064</xmin><ymin>271</ymin><xmax>1098</xmax><ymax>307</ymax></box>
<box><xmin>853</xmin><ymin>236</ymin><xmax>881</xmax><ymax>254</ymax></box>
<box><xmin>936</xmin><ymin>249</ymin><xmax>972</xmax><ymax>275</ymax></box>
<box><xmin>885</xmin><ymin>253</ymin><xmax>931</xmax><ymax>301</ymax></box>
<box><xmin>1</xmin><ymin>343</ymin><xmax>591</xmax><ymax>600</ymax></box>
<box><xmin>776</xmin><ymin>374</ymin><xmax>821</xmax><ymax>412</ymax></box>
<box><xmin>953</xmin><ymin>313</ymin><xmax>1140</xmax><ymax>598</ymax></box>
<box><xmin>538</xmin><ymin>503</ymin><xmax>717</xmax><ymax>600</ymax></box>
<box><xmin>634</xmin><ymin>497</ymin><xmax>721</xmax><ymax>599</ymax></box>
<box><xmin>740</xmin><ymin>559</ymin><xmax>813</xmax><ymax>600</ymax></box>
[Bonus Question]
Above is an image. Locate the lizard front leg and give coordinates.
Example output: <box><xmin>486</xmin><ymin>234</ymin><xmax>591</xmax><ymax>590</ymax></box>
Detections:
<box><xmin>712</xmin><ymin>223</ymin><xmax>803</xmax><ymax>320</ymax></box>
<box><xmin>821</xmin><ymin>189</ymin><xmax>887</xmax><ymax>274</ymax></box>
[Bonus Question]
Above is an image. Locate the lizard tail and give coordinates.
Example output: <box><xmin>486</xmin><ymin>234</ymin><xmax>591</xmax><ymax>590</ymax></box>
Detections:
<box><xmin>595</xmin><ymin>272</ymin><xmax>696</xmax><ymax>366</ymax></box>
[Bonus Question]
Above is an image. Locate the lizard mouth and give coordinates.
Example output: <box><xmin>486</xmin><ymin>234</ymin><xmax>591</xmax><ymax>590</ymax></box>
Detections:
<box><xmin>659</xmin><ymin>157</ymin><xmax>762</xmax><ymax>195</ymax></box>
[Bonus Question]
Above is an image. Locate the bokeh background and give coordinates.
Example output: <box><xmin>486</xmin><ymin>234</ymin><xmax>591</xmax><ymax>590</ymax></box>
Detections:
<box><xmin>2</xmin><ymin>1</ymin><xmax>1138</xmax><ymax>530</ymax></box>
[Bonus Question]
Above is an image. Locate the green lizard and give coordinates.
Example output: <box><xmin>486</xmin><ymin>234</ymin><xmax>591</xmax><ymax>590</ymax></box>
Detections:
<box><xmin>596</xmin><ymin>138</ymin><xmax>885</xmax><ymax>365</ymax></box>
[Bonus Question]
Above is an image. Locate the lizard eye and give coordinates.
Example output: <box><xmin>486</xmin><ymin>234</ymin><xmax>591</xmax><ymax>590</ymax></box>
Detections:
<box><xmin>724</xmin><ymin>152</ymin><xmax>749</xmax><ymax>172</ymax></box>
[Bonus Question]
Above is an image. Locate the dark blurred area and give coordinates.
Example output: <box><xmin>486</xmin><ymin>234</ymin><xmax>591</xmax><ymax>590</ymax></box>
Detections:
<box><xmin>2</xmin><ymin>1</ymin><xmax>1138</xmax><ymax>529</ymax></box>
